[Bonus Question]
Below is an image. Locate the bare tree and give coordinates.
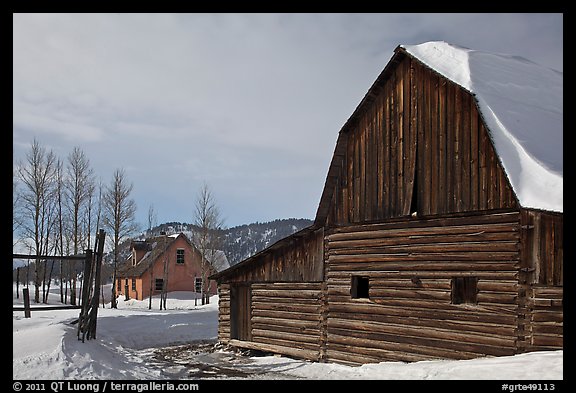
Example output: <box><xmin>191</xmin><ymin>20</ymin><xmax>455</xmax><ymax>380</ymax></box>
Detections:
<box><xmin>160</xmin><ymin>233</ymin><xmax>169</xmax><ymax>310</ymax></box>
<box><xmin>147</xmin><ymin>204</ymin><xmax>158</xmax><ymax>235</ymax></box>
<box><xmin>103</xmin><ymin>168</ymin><xmax>138</xmax><ymax>309</ymax></box>
<box><xmin>13</xmin><ymin>167</ymin><xmax>24</xmax><ymax>248</ymax></box>
<box><xmin>192</xmin><ymin>183</ymin><xmax>224</xmax><ymax>305</ymax></box>
<box><xmin>52</xmin><ymin>157</ymin><xmax>67</xmax><ymax>303</ymax></box>
<box><xmin>16</xmin><ymin>139</ymin><xmax>58</xmax><ymax>303</ymax></box>
<box><xmin>84</xmin><ymin>179</ymin><xmax>97</xmax><ymax>250</ymax></box>
<box><xmin>42</xmin><ymin>158</ymin><xmax>64</xmax><ymax>303</ymax></box>
<box><xmin>91</xmin><ymin>178</ymin><xmax>108</xmax><ymax>308</ymax></box>
<box><xmin>148</xmin><ymin>204</ymin><xmax>159</xmax><ymax>310</ymax></box>
<box><xmin>64</xmin><ymin>147</ymin><xmax>94</xmax><ymax>305</ymax></box>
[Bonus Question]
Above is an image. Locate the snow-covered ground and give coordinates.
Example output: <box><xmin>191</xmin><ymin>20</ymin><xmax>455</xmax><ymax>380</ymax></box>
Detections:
<box><xmin>13</xmin><ymin>284</ymin><xmax>562</xmax><ymax>380</ymax></box>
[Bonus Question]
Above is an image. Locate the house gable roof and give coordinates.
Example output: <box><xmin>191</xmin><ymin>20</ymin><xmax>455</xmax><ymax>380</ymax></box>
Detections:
<box><xmin>118</xmin><ymin>232</ymin><xmax>227</xmax><ymax>278</ymax></box>
<box><xmin>118</xmin><ymin>233</ymin><xmax>191</xmax><ymax>278</ymax></box>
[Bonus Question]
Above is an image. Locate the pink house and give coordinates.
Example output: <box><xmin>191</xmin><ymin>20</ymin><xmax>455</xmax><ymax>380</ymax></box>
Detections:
<box><xmin>116</xmin><ymin>233</ymin><xmax>218</xmax><ymax>301</ymax></box>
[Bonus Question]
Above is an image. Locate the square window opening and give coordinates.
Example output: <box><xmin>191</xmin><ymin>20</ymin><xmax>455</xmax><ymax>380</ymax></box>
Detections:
<box><xmin>451</xmin><ymin>277</ymin><xmax>478</xmax><ymax>304</ymax></box>
<box><xmin>155</xmin><ymin>278</ymin><xmax>164</xmax><ymax>291</ymax></box>
<box><xmin>351</xmin><ymin>276</ymin><xmax>370</xmax><ymax>299</ymax></box>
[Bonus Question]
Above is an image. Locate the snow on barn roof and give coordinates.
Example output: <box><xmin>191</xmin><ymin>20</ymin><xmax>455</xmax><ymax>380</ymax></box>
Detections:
<box><xmin>402</xmin><ymin>41</ymin><xmax>563</xmax><ymax>213</ymax></box>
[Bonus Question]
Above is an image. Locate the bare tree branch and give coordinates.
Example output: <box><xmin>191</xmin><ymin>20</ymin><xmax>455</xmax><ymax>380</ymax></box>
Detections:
<box><xmin>192</xmin><ymin>182</ymin><xmax>224</xmax><ymax>305</ymax></box>
<box><xmin>15</xmin><ymin>139</ymin><xmax>58</xmax><ymax>303</ymax></box>
<box><xmin>103</xmin><ymin>168</ymin><xmax>138</xmax><ymax>309</ymax></box>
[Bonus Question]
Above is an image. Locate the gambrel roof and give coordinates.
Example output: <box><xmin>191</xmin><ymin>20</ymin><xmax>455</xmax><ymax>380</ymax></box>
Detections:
<box><xmin>315</xmin><ymin>41</ymin><xmax>562</xmax><ymax>226</ymax></box>
<box><xmin>402</xmin><ymin>41</ymin><xmax>562</xmax><ymax>213</ymax></box>
<box><xmin>214</xmin><ymin>42</ymin><xmax>563</xmax><ymax>282</ymax></box>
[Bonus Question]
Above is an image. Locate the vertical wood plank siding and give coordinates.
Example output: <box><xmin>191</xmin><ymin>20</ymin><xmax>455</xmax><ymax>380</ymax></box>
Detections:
<box><xmin>520</xmin><ymin>210</ymin><xmax>563</xmax><ymax>286</ymax></box>
<box><xmin>517</xmin><ymin>209</ymin><xmax>563</xmax><ymax>352</ymax></box>
<box><xmin>326</xmin><ymin>57</ymin><xmax>517</xmax><ymax>226</ymax></box>
<box><xmin>221</xmin><ymin>228</ymin><xmax>324</xmax><ymax>283</ymax></box>
<box><xmin>325</xmin><ymin>211</ymin><xmax>521</xmax><ymax>364</ymax></box>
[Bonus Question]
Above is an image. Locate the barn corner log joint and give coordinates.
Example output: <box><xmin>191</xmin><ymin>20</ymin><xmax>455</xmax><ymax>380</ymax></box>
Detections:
<box><xmin>210</xmin><ymin>42</ymin><xmax>563</xmax><ymax>365</ymax></box>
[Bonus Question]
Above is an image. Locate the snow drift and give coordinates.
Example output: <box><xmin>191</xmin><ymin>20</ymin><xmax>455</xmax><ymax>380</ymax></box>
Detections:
<box><xmin>402</xmin><ymin>41</ymin><xmax>563</xmax><ymax>212</ymax></box>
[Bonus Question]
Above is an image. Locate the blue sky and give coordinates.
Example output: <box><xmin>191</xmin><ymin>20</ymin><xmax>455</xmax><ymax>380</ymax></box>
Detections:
<box><xmin>13</xmin><ymin>13</ymin><xmax>563</xmax><ymax>228</ymax></box>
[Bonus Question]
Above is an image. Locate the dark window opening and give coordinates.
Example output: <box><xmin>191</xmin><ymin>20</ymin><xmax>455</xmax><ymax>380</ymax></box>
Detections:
<box><xmin>451</xmin><ymin>277</ymin><xmax>478</xmax><ymax>304</ymax></box>
<box><xmin>176</xmin><ymin>249</ymin><xmax>185</xmax><ymax>264</ymax></box>
<box><xmin>351</xmin><ymin>276</ymin><xmax>370</xmax><ymax>299</ymax></box>
<box><xmin>131</xmin><ymin>279</ymin><xmax>136</xmax><ymax>291</ymax></box>
<box><xmin>195</xmin><ymin>277</ymin><xmax>203</xmax><ymax>293</ymax></box>
<box><xmin>155</xmin><ymin>278</ymin><xmax>164</xmax><ymax>291</ymax></box>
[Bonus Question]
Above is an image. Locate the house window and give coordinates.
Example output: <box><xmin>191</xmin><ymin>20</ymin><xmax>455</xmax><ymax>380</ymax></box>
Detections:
<box><xmin>351</xmin><ymin>276</ymin><xmax>370</xmax><ymax>299</ymax></box>
<box><xmin>117</xmin><ymin>279</ymin><xmax>122</xmax><ymax>289</ymax></box>
<box><xmin>132</xmin><ymin>279</ymin><xmax>136</xmax><ymax>291</ymax></box>
<box><xmin>195</xmin><ymin>277</ymin><xmax>203</xmax><ymax>293</ymax></box>
<box><xmin>176</xmin><ymin>249</ymin><xmax>185</xmax><ymax>264</ymax></box>
<box><xmin>155</xmin><ymin>278</ymin><xmax>164</xmax><ymax>291</ymax></box>
<box><xmin>451</xmin><ymin>277</ymin><xmax>478</xmax><ymax>304</ymax></box>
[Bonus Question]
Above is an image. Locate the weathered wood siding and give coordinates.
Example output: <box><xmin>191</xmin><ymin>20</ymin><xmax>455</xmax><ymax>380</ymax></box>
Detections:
<box><xmin>326</xmin><ymin>56</ymin><xmax>517</xmax><ymax>226</ymax></box>
<box><xmin>230</xmin><ymin>284</ymin><xmax>252</xmax><ymax>341</ymax></box>
<box><xmin>325</xmin><ymin>211</ymin><xmax>521</xmax><ymax>364</ymax></box>
<box><xmin>516</xmin><ymin>210</ymin><xmax>563</xmax><ymax>353</ymax></box>
<box><xmin>520</xmin><ymin>210</ymin><xmax>563</xmax><ymax>286</ymax></box>
<box><xmin>220</xmin><ymin>227</ymin><xmax>324</xmax><ymax>283</ymax></box>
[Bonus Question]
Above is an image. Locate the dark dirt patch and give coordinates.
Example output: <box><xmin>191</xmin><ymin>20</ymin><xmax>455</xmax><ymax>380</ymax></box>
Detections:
<box><xmin>152</xmin><ymin>340</ymin><xmax>286</xmax><ymax>379</ymax></box>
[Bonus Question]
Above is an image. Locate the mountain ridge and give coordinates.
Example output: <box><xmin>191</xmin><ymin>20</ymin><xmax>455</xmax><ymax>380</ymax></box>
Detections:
<box><xmin>140</xmin><ymin>217</ymin><xmax>313</xmax><ymax>266</ymax></box>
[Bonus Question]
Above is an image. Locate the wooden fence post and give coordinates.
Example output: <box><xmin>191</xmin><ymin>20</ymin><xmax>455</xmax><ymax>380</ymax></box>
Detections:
<box><xmin>16</xmin><ymin>267</ymin><xmax>20</xmax><ymax>299</ymax></box>
<box><xmin>78</xmin><ymin>229</ymin><xmax>105</xmax><ymax>342</ymax></box>
<box><xmin>22</xmin><ymin>287</ymin><xmax>31</xmax><ymax>318</ymax></box>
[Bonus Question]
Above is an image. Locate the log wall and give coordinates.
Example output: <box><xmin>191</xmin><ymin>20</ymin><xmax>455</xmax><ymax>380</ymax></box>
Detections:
<box><xmin>324</xmin><ymin>211</ymin><xmax>521</xmax><ymax>364</ymax></box>
<box><xmin>249</xmin><ymin>282</ymin><xmax>323</xmax><ymax>361</ymax></box>
<box><xmin>217</xmin><ymin>284</ymin><xmax>231</xmax><ymax>343</ymax></box>
<box><xmin>525</xmin><ymin>286</ymin><xmax>563</xmax><ymax>351</ymax></box>
<box><xmin>218</xmin><ymin>209</ymin><xmax>562</xmax><ymax>364</ymax></box>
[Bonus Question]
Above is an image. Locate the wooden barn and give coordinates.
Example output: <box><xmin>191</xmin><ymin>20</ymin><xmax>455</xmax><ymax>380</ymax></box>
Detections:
<box><xmin>209</xmin><ymin>41</ymin><xmax>563</xmax><ymax>365</ymax></box>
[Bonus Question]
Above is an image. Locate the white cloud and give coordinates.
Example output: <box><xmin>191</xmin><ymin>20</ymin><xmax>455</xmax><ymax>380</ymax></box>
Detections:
<box><xmin>13</xmin><ymin>109</ymin><xmax>103</xmax><ymax>142</ymax></box>
<box><xmin>13</xmin><ymin>13</ymin><xmax>563</xmax><ymax>226</ymax></box>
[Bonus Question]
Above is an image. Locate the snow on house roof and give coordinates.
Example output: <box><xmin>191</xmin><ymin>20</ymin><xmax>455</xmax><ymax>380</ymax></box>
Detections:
<box><xmin>402</xmin><ymin>41</ymin><xmax>563</xmax><ymax>213</ymax></box>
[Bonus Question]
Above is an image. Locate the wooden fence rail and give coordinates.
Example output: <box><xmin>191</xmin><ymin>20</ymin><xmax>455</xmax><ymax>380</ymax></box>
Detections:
<box><xmin>13</xmin><ymin>229</ymin><xmax>106</xmax><ymax>343</ymax></box>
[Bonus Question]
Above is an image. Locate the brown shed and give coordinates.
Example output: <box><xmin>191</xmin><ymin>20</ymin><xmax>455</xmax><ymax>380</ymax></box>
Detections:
<box><xmin>210</xmin><ymin>41</ymin><xmax>563</xmax><ymax>365</ymax></box>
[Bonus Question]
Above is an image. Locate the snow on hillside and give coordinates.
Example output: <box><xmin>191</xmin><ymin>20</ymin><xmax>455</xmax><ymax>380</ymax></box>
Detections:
<box><xmin>402</xmin><ymin>41</ymin><xmax>563</xmax><ymax>213</ymax></box>
<box><xmin>13</xmin><ymin>286</ymin><xmax>562</xmax><ymax>381</ymax></box>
